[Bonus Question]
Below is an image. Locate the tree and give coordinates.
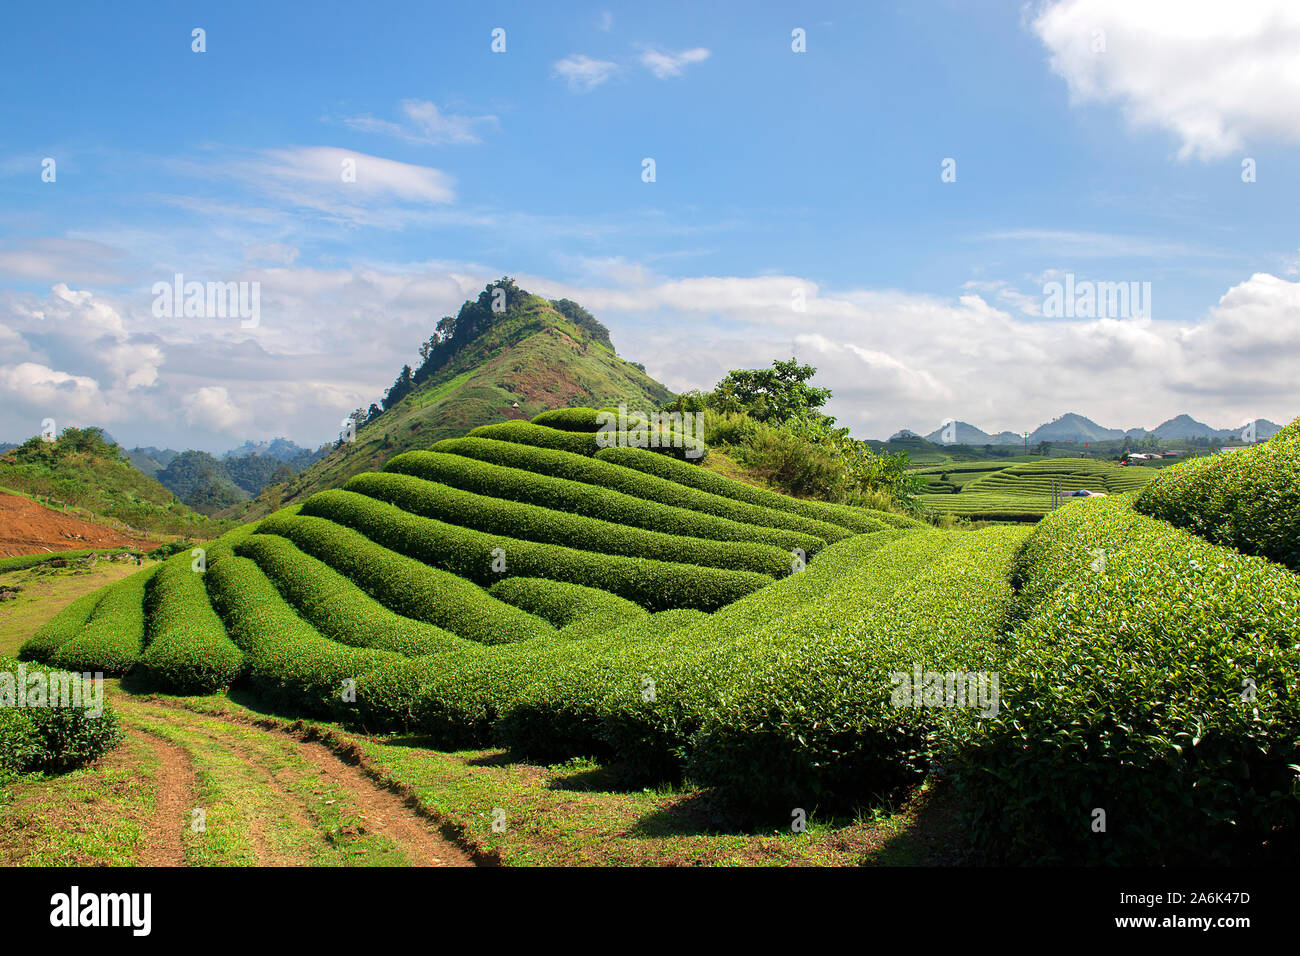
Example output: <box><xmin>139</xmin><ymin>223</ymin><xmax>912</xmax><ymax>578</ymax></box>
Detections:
<box><xmin>382</xmin><ymin>365</ymin><xmax>415</xmax><ymax>411</ymax></box>
<box><xmin>711</xmin><ymin>358</ymin><xmax>833</xmax><ymax>426</ymax></box>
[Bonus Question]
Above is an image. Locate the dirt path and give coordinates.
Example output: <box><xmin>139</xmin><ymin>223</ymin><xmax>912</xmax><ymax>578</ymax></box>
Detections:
<box><xmin>130</xmin><ymin>727</ymin><xmax>198</xmax><ymax>867</ymax></box>
<box><xmin>119</xmin><ymin>698</ymin><xmax>474</xmax><ymax>867</ymax></box>
<box><xmin>0</xmin><ymin>492</ymin><xmax>156</xmax><ymax>557</ymax></box>
<box><xmin>293</xmin><ymin>737</ymin><xmax>471</xmax><ymax>866</ymax></box>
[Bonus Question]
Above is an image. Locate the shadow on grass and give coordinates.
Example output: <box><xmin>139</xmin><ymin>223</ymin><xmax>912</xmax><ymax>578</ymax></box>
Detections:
<box><xmin>624</xmin><ymin>779</ymin><xmax>970</xmax><ymax>860</ymax></box>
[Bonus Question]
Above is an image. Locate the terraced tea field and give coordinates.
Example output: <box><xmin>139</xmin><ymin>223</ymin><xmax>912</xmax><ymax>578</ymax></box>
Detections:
<box><xmin>917</xmin><ymin>458</ymin><xmax>1157</xmax><ymax>520</ymax></box>
<box><xmin>9</xmin><ymin>410</ymin><xmax>1299</xmax><ymax>865</ymax></box>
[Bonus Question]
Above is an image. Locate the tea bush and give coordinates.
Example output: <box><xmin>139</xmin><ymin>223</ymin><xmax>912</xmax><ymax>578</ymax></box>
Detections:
<box><xmin>1135</xmin><ymin>418</ymin><xmax>1300</xmax><ymax>570</ymax></box>
<box><xmin>0</xmin><ymin>656</ymin><xmax>122</xmax><ymax>779</ymax></box>
<box><xmin>237</xmin><ymin>532</ymin><xmax>472</xmax><ymax>657</ymax></box>
<box><xmin>45</xmin><ymin>566</ymin><xmax>158</xmax><ymax>675</ymax></box>
<box><xmin>951</xmin><ymin>497</ymin><xmax>1300</xmax><ymax>864</ymax></box>
<box><xmin>433</xmin><ymin>438</ymin><xmax>853</xmax><ymax>542</ymax></box>
<box><xmin>135</xmin><ymin>552</ymin><xmax>244</xmax><ymax>694</ymax></box>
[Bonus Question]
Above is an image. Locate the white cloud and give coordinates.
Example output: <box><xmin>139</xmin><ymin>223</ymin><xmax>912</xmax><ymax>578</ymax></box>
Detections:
<box><xmin>1031</xmin><ymin>0</ymin><xmax>1300</xmax><ymax>160</ymax></box>
<box><xmin>638</xmin><ymin>46</ymin><xmax>710</xmax><ymax>79</ymax></box>
<box><xmin>185</xmin><ymin>147</ymin><xmax>458</xmax><ymax>227</ymax></box>
<box><xmin>597</xmin><ymin>11</ymin><xmax>614</xmax><ymax>32</ymax></box>
<box><xmin>0</xmin><ymin>363</ymin><xmax>105</xmax><ymax>423</ymax></box>
<box><xmin>244</xmin><ymin>242</ymin><xmax>299</xmax><ymax>266</ymax></box>
<box><xmin>341</xmin><ymin>100</ymin><xmax>498</xmax><ymax>146</ymax></box>
<box><xmin>530</xmin><ymin>268</ymin><xmax>1299</xmax><ymax>436</ymax></box>
<box><xmin>181</xmin><ymin>386</ymin><xmax>249</xmax><ymax>432</ymax></box>
<box><xmin>256</xmin><ymin>147</ymin><xmax>455</xmax><ymax>204</ymax></box>
<box><xmin>4</xmin><ymin>266</ymin><xmax>1295</xmax><ymax>451</ymax></box>
<box><xmin>0</xmin><ymin>238</ymin><xmax>129</xmax><ymax>285</ymax></box>
<box><xmin>553</xmin><ymin>55</ymin><xmax>620</xmax><ymax>92</ymax></box>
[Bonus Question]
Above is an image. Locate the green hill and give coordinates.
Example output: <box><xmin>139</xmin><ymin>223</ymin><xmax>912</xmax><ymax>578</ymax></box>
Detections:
<box><xmin>0</xmin><ymin>427</ymin><xmax>226</xmax><ymax>537</ymax></box>
<box><xmin>220</xmin><ymin>279</ymin><xmax>672</xmax><ymax>521</ymax></box>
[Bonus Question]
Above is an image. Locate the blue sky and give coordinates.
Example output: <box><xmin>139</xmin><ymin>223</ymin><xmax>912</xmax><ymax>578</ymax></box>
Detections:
<box><xmin>2</xmin><ymin>0</ymin><xmax>1299</xmax><ymax>449</ymax></box>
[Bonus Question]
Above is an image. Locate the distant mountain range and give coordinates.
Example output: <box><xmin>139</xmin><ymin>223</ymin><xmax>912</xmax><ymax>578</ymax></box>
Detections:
<box><xmin>125</xmin><ymin>439</ymin><xmax>330</xmax><ymax>515</ymax></box>
<box><xmin>891</xmin><ymin>413</ymin><xmax>1284</xmax><ymax>446</ymax></box>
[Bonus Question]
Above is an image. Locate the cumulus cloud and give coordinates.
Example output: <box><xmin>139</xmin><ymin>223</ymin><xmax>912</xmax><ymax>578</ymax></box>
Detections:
<box><xmin>528</xmin><ymin>269</ymin><xmax>1300</xmax><ymax>437</ymax></box>
<box><xmin>181</xmin><ymin>385</ymin><xmax>249</xmax><ymax>432</ymax></box>
<box><xmin>553</xmin><ymin>55</ymin><xmax>620</xmax><ymax>92</ymax></box>
<box><xmin>638</xmin><ymin>46</ymin><xmax>710</xmax><ymax>79</ymax></box>
<box><xmin>1031</xmin><ymin>0</ymin><xmax>1300</xmax><ymax>160</ymax></box>
<box><xmin>3</xmin><ymin>267</ymin><xmax>1295</xmax><ymax>451</ymax></box>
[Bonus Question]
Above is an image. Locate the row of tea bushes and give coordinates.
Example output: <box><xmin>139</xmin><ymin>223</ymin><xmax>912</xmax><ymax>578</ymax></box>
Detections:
<box><xmin>433</xmin><ymin>438</ymin><xmax>854</xmax><ymax>543</ymax></box>
<box><xmin>135</xmin><ymin>552</ymin><xmax>243</xmax><ymax>694</ymax></box>
<box><xmin>952</xmin><ymin>496</ymin><xmax>1300</xmax><ymax>864</ymax></box>
<box><xmin>345</xmin><ymin>471</ymin><xmax>795</xmax><ymax>578</ymax></box>
<box><xmin>296</xmin><ymin>489</ymin><xmax>775</xmax><ymax>612</ymax></box>
<box><xmin>236</xmin><ymin>532</ymin><xmax>472</xmax><ymax>658</ymax></box>
<box><xmin>254</xmin><ymin>511</ymin><xmax>553</xmax><ymax>646</ymax></box>
<box><xmin>383</xmin><ymin>450</ymin><xmax>824</xmax><ymax>555</ymax></box>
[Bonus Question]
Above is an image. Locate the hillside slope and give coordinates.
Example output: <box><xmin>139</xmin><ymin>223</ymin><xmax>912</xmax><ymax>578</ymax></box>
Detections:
<box><xmin>220</xmin><ymin>282</ymin><xmax>672</xmax><ymax>520</ymax></box>
<box><xmin>0</xmin><ymin>428</ymin><xmax>223</xmax><ymax>538</ymax></box>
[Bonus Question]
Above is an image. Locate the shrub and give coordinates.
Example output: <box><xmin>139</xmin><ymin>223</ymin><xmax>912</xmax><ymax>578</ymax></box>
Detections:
<box><xmin>595</xmin><ymin>445</ymin><xmax>897</xmax><ymax>534</ymax></box>
<box><xmin>487</xmin><ymin>577</ymin><xmax>646</xmax><ymax>638</ymax></box>
<box><xmin>527</xmin><ymin>407</ymin><xmax>708</xmax><ymax>460</ymax></box>
<box><xmin>46</xmin><ymin>565</ymin><xmax>159</xmax><ymax>675</ymax></box>
<box><xmin>345</xmin><ymin>471</ymin><xmax>794</xmax><ymax>578</ymax></box>
<box><xmin>384</xmin><ymin>450</ymin><xmax>825</xmax><ymax>555</ymax></box>
<box><xmin>951</xmin><ymin>497</ymin><xmax>1300</xmax><ymax>864</ymax></box>
<box><xmin>1134</xmin><ymin>419</ymin><xmax>1300</xmax><ymax>570</ymax></box>
<box><xmin>203</xmin><ymin>543</ymin><xmax>401</xmax><ymax>721</ymax></box>
<box><xmin>134</xmin><ymin>552</ymin><xmax>244</xmax><ymax>694</ymax></box>
<box><xmin>0</xmin><ymin>656</ymin><xmax>122</xmax><ymax>778</ymax></box>
<box><xmin>19</xmin><ymin>590</ymin><xmax>104</xmax><ymax>663</ymax></box>
<box><xmin>731</xmin><ymin>421</ymin><xmax>846</xmax><ymax>498</ymax></box>
<box><xmin>297</xmin><ymin>489</ymin><xmax>775</xmax><ymax>612</ymax></box>
<box><xmin>433</xmin><ymin>437</ymin><xmax>853</xmax><ymax>543</ymax></box>
<box><xmin>236</xmin><ymin>532</ymin><xmax>471</xmax><ymax>658</ymax></box>
<box><xmin>468</xmin><ymin>420</ymin><xmax>600</xmax><ymax>455</ymax></box>
<box><xmin>530</xmin><ymin>407</ymin><xmax>608</xmax><ymax>431</ymax></box>
<box><xmin>254</xmin><ymin>512</ymin><xmax>553</xmax><ymax>646</ymax></box>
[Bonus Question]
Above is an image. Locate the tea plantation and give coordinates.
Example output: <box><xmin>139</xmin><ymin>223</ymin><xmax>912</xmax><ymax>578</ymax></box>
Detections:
<box><xmin>918</xmin><ymin>458</ymin><xmax>1158</xmax><ymax>520</ymax></box>
<box><xmin>19</xmin><ymin>410</ymin><xmax>1300</xmax><ymax>863</ymax></box>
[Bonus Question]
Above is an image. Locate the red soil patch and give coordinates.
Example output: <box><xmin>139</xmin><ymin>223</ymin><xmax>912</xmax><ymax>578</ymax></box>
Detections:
<box><xmin>0</xmin><ymin>493</ymin><xmax>155</xmax><ymax>558</ymax></box>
